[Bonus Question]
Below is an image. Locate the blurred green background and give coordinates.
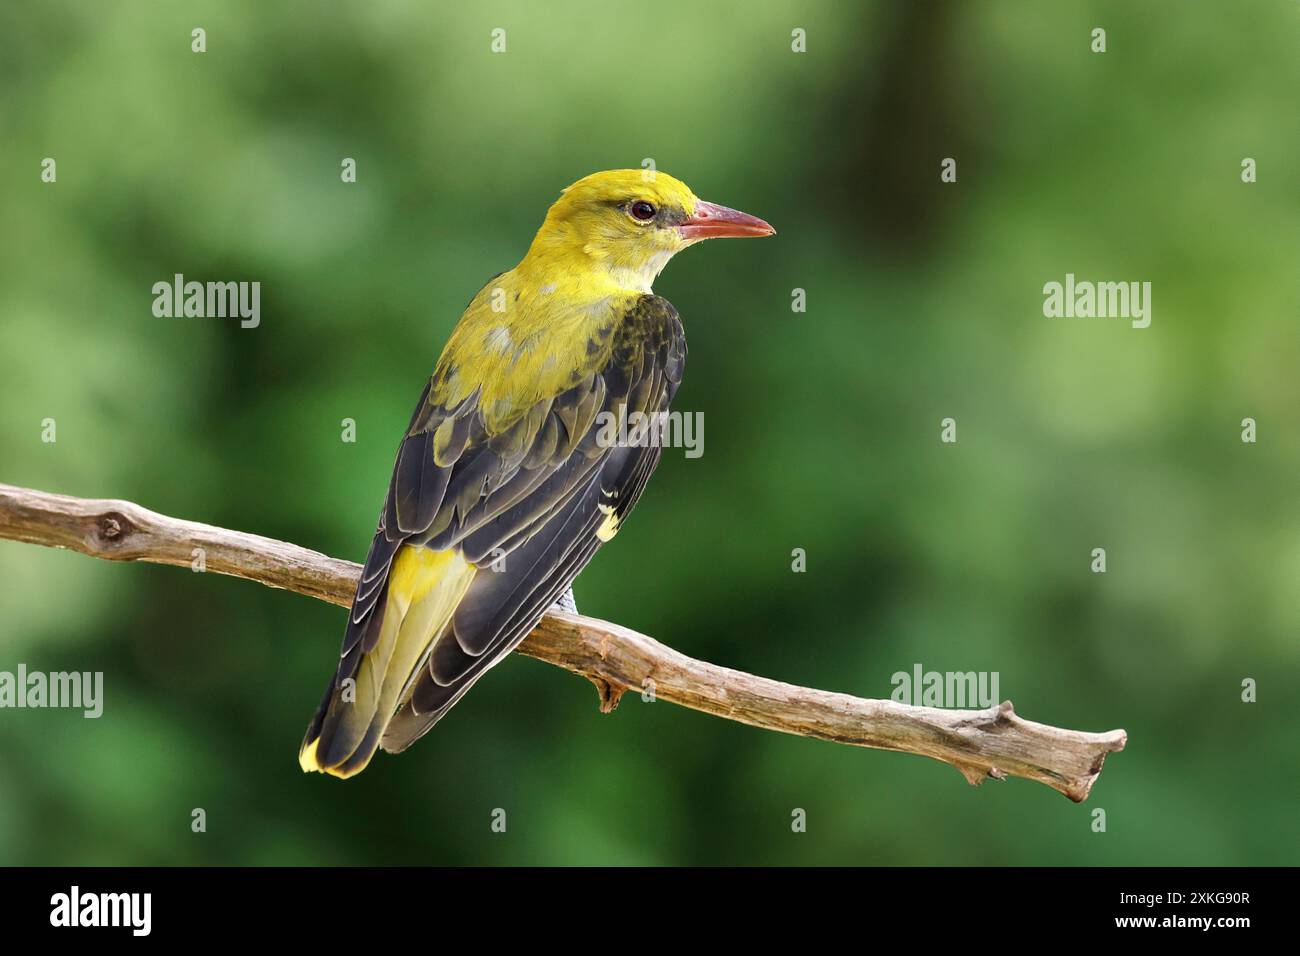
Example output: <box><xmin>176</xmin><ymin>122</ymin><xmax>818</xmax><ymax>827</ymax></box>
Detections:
<box><xmin>1</xmin><ymin>0</ymin><xmax>1296</xmax><ymax>865</ymax></box>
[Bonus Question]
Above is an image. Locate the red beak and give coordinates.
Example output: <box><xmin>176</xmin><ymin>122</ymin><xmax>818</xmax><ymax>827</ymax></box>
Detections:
<box><xmin>680</xmin><ymin>200</ymin><xmax>776</xmax><ymax>241</ymax></box>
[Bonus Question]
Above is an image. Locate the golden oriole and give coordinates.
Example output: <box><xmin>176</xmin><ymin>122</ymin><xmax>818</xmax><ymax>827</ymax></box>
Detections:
<box><xmin>300</xmin><ymin>169</ymin><xmax>773</xmax><ymax>777</ymax></box>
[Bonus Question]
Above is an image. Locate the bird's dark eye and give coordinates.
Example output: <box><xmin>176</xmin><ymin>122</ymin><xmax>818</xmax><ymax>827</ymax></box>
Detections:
<box><xmin>630</xmin><ymin>200</ymin><xmax>656</xmax><ymax>222</ymax></box>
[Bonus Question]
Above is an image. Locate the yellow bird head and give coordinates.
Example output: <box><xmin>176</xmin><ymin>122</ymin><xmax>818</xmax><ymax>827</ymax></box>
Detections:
<box><xmin>522</xmin><ymin>169</ymin><xmax>775</xmax><ymax>292</ymax></box>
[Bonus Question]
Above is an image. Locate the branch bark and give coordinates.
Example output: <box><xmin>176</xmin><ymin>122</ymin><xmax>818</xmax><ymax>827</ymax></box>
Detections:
<box><xmin>0</xmin><ymin>482</ymin><xmax>1125</xmax><ymax>801</ymax></box>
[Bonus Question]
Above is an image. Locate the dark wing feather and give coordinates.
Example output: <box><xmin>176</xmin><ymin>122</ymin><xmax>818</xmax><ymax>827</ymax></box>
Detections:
<box><xmin>305</xmin><ymin>294</ymin><xmax>685</xmax><ymax>759</ymax></box>
<box><xmin>378</xmin><ymin>295</ymin><xmax>685</xmax><ymax>753</ymax></box>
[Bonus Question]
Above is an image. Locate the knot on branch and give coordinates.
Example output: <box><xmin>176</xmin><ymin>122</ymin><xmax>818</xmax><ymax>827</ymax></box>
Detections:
<box><xmin>589</xmin><ymin>676</ymin><xmax>625</xmax><ymax>713</ymax></box>
<box><xmin>95</xmin><ymin>511</ymin><xmax>136</xmax><ymax>548</ymax></box>
<box><xmin>953</xmin><ymin>761</ymin><xmax>1005</xmax><ymax>787</ymax></box>
<box><xmin>953</xmin><ymin>699</ymin><xmax>1018</xmax><ymax>735</ymax></box>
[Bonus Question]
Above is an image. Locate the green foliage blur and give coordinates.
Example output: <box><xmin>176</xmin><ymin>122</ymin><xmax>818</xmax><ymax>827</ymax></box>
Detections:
<box><xmin>1</xmin><ymin>0</ymin><xmax>1296</xmax><ymax>866</ymax></box>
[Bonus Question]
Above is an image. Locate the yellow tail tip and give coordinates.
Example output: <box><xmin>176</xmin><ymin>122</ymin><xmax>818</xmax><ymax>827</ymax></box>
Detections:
<box><xmin>299</xmin><ymin>737</ymin><xmax>323</xmax><ymax>773</ymax></box>
<box><xmin>298</xmin><ymin>736</ymin><xmax>374</xmax><ymax>779</ymax></box>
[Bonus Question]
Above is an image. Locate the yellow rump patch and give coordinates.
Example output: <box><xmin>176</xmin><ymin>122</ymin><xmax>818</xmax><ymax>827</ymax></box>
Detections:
<box><xmin>299</xmin><ymin>545</ymin><xmax>477</xmax><ymax>778</ymax></box>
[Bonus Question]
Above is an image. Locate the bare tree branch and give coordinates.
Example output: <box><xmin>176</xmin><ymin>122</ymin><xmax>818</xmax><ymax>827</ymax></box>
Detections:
<box><xmin>0</xmin><ymin>482</ymin><xmax>1125</xmax><ymax>801</ymax></box>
